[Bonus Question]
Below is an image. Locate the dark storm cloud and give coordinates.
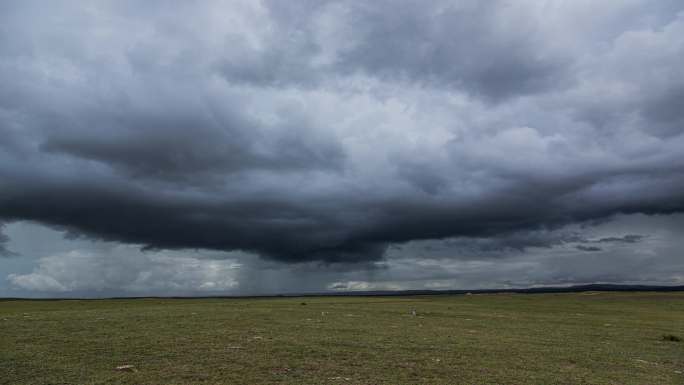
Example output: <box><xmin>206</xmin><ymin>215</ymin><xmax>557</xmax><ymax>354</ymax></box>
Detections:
<box><xmin>0</xmin><ymin>177</ymin><xmax>381</xmax><ymax>262</ymax></box>
<box><xmin>38</xmin><ymin>98</ymin><xmax>344</xmax><ymax>182</ymax></box>
<box><xmin>595</xmin><ymin>234</ymin><xmax>645</xmax><ymax>244</ymax></box>
<box><xmin>1</xmin><ymin>1</ymin><xmax>684</xmax><ymax>264</ymax></box>
<box><xmin>576</xmin><ymin>245</ymin><xmax>602</xmax><ymax>252</ymax></box>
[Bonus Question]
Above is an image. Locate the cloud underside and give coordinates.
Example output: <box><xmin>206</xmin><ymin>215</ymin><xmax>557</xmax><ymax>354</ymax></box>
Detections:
<box><xmin>1</xmin><ymin>0</ymin><xmax>684</xmax><ymax>263</ymax></box>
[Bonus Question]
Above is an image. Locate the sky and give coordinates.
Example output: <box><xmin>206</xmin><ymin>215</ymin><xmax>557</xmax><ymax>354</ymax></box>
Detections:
<box><xmin>1</xmin><ymin>0</ymin><xmax>684</xmax><ymax>297</ymax></box>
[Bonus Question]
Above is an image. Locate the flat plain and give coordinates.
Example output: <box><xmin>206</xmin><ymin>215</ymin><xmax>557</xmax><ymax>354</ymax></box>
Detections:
<box><xmin>1</xmin><ymin>292</ymin><xmax>683</xmax><ymax>384</ymax></box>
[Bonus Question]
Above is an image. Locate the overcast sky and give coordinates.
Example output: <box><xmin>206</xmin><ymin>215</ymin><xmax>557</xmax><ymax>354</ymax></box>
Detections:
<box><xmin>1</xmin><ymin>0</ymin><xmax>683</xmax><ymax>297</ymax></box>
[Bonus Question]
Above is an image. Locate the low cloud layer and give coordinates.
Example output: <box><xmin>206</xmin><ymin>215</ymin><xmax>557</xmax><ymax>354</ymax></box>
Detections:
<box><xmin>4</xmin><ymin>214</ymin><xmax>683</xmax><ymax>297</ymax></box>
<box><xmin>1</xmin><ymin>1</ymin><xmax>684</xmax><ymax>274</ymax></box>
<box><xmin>8</xmin><ymin>250</ymin><xmax>240</xmax><ymax>294</ymax></box>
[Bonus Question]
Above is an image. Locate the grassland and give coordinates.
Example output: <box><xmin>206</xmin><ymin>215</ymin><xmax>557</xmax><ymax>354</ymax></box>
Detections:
<box><xmin>1</xmin><ymin>292</ymin><xmax>683</xmax><ymax>384</ymax></box>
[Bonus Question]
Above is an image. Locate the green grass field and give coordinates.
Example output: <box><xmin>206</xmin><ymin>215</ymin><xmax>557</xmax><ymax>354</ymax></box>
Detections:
<box><xmin>1</xmin><ymin>292</ymin><xmax>683</xmax><ymax>384</ymax></box>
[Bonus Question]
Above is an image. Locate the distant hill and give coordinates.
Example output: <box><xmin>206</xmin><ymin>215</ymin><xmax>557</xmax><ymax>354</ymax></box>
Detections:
<box><xmin>320</xmin><ymin>283</ymin><xmax>684</xmax><ymax>297</ymax></box>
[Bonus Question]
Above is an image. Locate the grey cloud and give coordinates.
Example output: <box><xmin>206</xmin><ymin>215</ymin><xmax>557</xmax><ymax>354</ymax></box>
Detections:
<box><xmin>395</xmin><ymin>162</ymin><xmax>449</xmax><ymax>195</ymax></box>
<box><xmin>404</xmin><ymin>230</ymin><xmax>587</xmax><ymax>258</ymax></box>
<box><xmin>595</xmin><ymin>234</ymin><xmax>645</xmax><ymax>244</ymax></box>
<box><xmin>640</xmin><ymin>85</ymin><xmax>684</xmax><ymax>138</ymax></box>
<box><xmin>332</xmin><ymin>0</ymin><xmax>569</xmax><ymax>101</ymax></box>
<box><xmin>1</xmin><ymin>1</ymin><xmax>684</xmax><ymax>266</ymax></box>
<box><xmin>576</xmin><ymin>245</ymin><xmax>602</xmax><ymax>252</ymax></box>
<box><xmin>221</xmin><ymin>0</ymin><xmax>571</xmax><ymax>101</ymax></box>
<box><xmin>0</xmin><ymin>223</ymin><xmax>15</xmax><ymax>257</ymax></box>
